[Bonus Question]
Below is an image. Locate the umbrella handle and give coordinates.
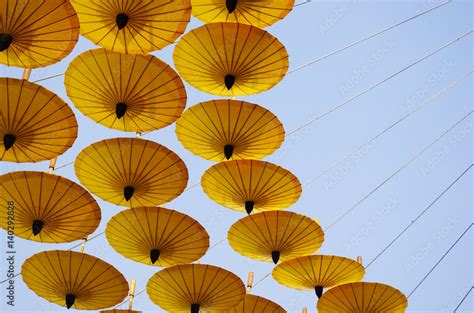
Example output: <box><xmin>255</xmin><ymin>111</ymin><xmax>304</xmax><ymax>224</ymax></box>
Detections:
<box><xmin>22</xmin><ymin>69</ymin><xmax>31</xmax><ymax>80</ymax></box>
<box><xmin>246</xmin><ymin>272</ymin><xmax>254</xmax><ymax>294</ymax></box>
<box><xmin>128</xmin><ymin>280</ymin><xmax>136</xmax><ymax>310</ymax></box>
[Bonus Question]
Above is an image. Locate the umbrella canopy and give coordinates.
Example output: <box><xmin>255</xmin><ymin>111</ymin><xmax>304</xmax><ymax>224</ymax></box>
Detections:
<box><xmin>71</xmin><ymin>0</ymin><xmax>191</xmax><ymax>54</ymax></box>
<box><xmin>173</xmin><ymin>22</ymin><xmax>288</xmax><ymax>96</ymax></box>
<box><xmin>100</xmin><ymin>309</ymin><xmax>142</xmax><ymax>313</ymax></box>
<box><xmin>0</xmin><ymin>171</ymin><xmax>101</xmax><ymax>243</ymax></box>
<box><xmin>22</xmin><ymin>250</ymin><xmax>129</xmax><ymax>310</ymax></box>
<box><xmin>201</xmin><ymin>160</ymin><xmax>301</xmax><ymax>214</ymax></box>
<box><xmin>191</xmin><ymin>0</ymin><xmax>295</xmax><ymax>28</ymax></box>
<box><xmin>176</xmin><ymin>99</ymin><xmax>284</xmax><ymax>161</ymax></box>
<box><xmin>65</xmin><ymin>48</ymin><xmax>187</xmax><ymax>133</ymax></box>
<box><xmin>75</xmin><ymin>138</ymin><xmax>188</xmax><ymax>207</ymax></box>
<box><xmin>228</xmin><ymin>294</ymin><xmax>286</xmax><ymax>313</ymax></box>
<box><xmin>0</xmin><ymin>0</ymin><xmax>79</xmax><ymax>68</ymax></box>
<box><xmin>317</xmin><ymin>282</ymin><xmax>408</xmax><ymax>313</ymax></box>
<box><xmin>0</xmin><ymin>77</ymin><xmax>78</xmax><ymax>163</ymax></box>
<box><xmin>106</xmin><ymin>207</ymin><xmax>209</xmax><ymax>267</ymax></box>
<box><xmin>272</xmin><ymin>255</ymin><xmax>365</xmax><ymax>298</ymax></box>
<box><xmin>228</xmin><ymin>211</ymin><xmax>324</xmax><ymax>264</ymax></box>
<box><xmin>147</xmin><ymin>264</ymin><xmax>246</xmax><ymax>312</ymax></box>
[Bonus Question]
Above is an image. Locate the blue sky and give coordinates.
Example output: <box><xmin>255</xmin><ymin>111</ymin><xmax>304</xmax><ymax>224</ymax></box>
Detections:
<box><xmin>1</xmin><ymin>0</ymin><xmax>472</xmax><ymax>312</ymax></box>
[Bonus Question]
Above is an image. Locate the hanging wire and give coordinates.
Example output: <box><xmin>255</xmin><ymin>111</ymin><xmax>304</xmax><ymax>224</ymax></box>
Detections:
<box><xmin>366</xmin><ymin>164</ymin><xmax>473</xmax><ymax>269</ymax></box>
<box><xmin>407</xmin><ymin>223</ymin><xmax>473</xmax><ymax>298</ymax></box>
<box><xmin>454</xmin><ymin>287</ymin><xmax>473</xmax><ymax>312</ymax></box>
<box><xmin>324</xmin><ymin>111</ymin><xmax>473</xmax><ymax>232</ymax></box>
<box><xmin>286</xmin><ymin>29</ymin><xmax>472</xmax><ymax>137</ymax></box>
<box><xmin>302</xmin><ymin>70</ymin><xmax>473</xmax><ymax>188</ymax></box>
<box><xmin>288</xmin><ymin>0</ymin><xmax>452</xmax><ymax>74</ymax></box>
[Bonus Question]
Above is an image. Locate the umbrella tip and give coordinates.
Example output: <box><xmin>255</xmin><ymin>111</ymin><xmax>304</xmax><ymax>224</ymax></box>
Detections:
<box><xmin>116</xmin><ymin>102</ymin><xmax>128</xmax><ymax>119</ymax></box>
<box><xmin>0</xmin><ymin>33</ymin><xmax>13</xmax><ymax>52</ymax></box>
<box><xmin>271</xmin><ymin>250</ymin><xmax>280</xmax><ymax>264</ymax></box>
<box><xmin>224</xmin><ymin>74</ymin><xmax>236</xmax><ymax>90</ymax></box>
<box><xmin>124</xmin><ymin>186</ymin><xmax>135</xmax><ymax>201</ymax></box>
<box><xmin>150</xmin><ymin>249</ymin><xmax>161</xmax><ymax>264</ymax></box>
<box><xmin>32</xmin><ymin>220</ymin><xmax>44</xmax><ymax>236</ymax></box>
<box><xmin>191</xmin><ymin>303</ymin><xmax>200</xmax><ymax>313</ymax></box>
<box><xmin>3</xmin><ymin>133</ymin><xmax>16</xmax><ymax>150</ymax></box>
<box><xmin>65</xmin><ymin>293</ymin><xmax>76</xmax><ymax>309</ymax></box>
<box><xmin>245</xmin><ymin>201</ymin><xmax>254</xmax><ymax>214</ymax></box>
<box><xmin>226</xmin><ymin>0</ymin><xmax>238</xmax><ymax>13</ymax></box>
<box><xmin>315</xmin><ymin>285</ymin><xmax>323</xmax><ymax>298</ymax></box>
<box><xmin>116</xmin><ymin>13</ymin><xmax>129</xmax><ymax>30</ymax></box>
<box><xmin>224</xmin><ymin>144</ymin><xmax>234</xmax><ymax>160</ymax></box>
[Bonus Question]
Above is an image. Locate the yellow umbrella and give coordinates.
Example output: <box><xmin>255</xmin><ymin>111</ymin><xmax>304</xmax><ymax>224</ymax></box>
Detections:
<box><xmin>147</xmin><ymin>264</ymin><xmax>246</xmax><ymax>312</ymax></box>
<box><xmin>201</xmin><ymin>160</ymin><xmax>301</xmax><ymax>214</ymax></box>
<box><xmin>272</xmin><ymin>255</ymin><xmax>365</xmax><ymax>298</ymax></box>
<box><xmin>0</xmin><ymin>171</ymin><xmax>101</xmax><ymax>243</ymax></box>
<box><xmin>174</xmin><ymin>22</ymin><xmax>288</xmax><ymax>96</ymax></box>
<box><xmin>65</xmin><ymin>48</ymin><xmax>187</xmax><ymax>133</ymax></box>
<box><xmin>228</xmin><ymin>294</ymin><xmax>286</xmax><ymax>313</ymax></box>
<box><xmin>317</xmin><ymin>282</ymin><xmax>408</xmax><ymax>313</ymax></box>
<box><xmin>191</xmin><ymin>0</ymin><xmax>295</xmax><ymax>28</ymax></box>
<box><xmin>21</xmin><ymin>250</ymin><xmax>129</xmax><ymax>310</ymax></box>
<box><xmin>228</xmin><ymin>211</ymin><xmax>324</xmax><ymax>264</ymax></box>
<box><xmin>75</xmin><ymin>138</ymin><xmax>188</xmax><ymax>207</ymax></box>
<box><xmin>100</xmin><ymin>309</ymin><xmax>142</xmax><ymax>313</ymax></box>
<box><xmin>0</xmin><ymin>77</ymin><xmax>78</xmax><ymax>163</ymax></box>
<box><xmin>176</xmin><ymin>99</ymin><xmax>284</xmax><ymax>161</ymax></box>
<box><xmin>0</xmin><ymin>0</ymin><xmax>79</xmax><ymax>68</ymax></box>
<box><xmin>71</xmin><ymin>0</ymin><xmax>191</xmax><ymax>54</ymax></box>
<box><xmin>106</xmin><ymin>207</ymin><xmax>209</xmax><ymax>266</ymax></box>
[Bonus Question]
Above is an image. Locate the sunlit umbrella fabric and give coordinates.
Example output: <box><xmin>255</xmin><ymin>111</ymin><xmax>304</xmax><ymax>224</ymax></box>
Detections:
<box><xmin>75</xmin><ymin>138</ymin><xmax>188</xmax><ymax>207</ymax></box>
<box><xmin>174</xmin><ymin>22</ymin><xmax>288</xmax><ymax>96</ymax></box>
<box><xmin>176</xmin><ymin>99</ymin><xmax>284</xmax><ymax>161</ymax></box>
<box><xmin>65</xmin><ymin>48</ymin><xmax>187</xmax><ymax>132</ymax></box>
<box><xmin>0</xmin><ymin>171</ymin><xmax>101</xmax><ymax>243</ymax></box>
<box><xmin>0</xmin><ymin>0</ymin><xmax>79</xmax><ymax>68</ymax></box>
<box><xmin>0</xmin><ymin>78</ymin><xmax>77</xmax><ymax>162</ymax></box>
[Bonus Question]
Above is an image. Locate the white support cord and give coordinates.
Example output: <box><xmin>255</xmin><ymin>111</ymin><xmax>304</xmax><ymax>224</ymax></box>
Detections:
<box><xmin>302</xmin><ymin>70</ymin><xmax>473</xmax><ymax>188</ymax></box>
<box><xmin>288</xmin><ymin>0</ymin><xmax>452</xmax><ymax>74</ymax></box>
<box><xmin>286</xmin><ymin>29</ymin><xmax>473</xmax><ymax>137</ymax></box>
<box><xmin>324</xmin><ymin>111</ymin><xmax>473</xmax><ymax>232</ymax></box>
<box><xmin>366</xmin><ymin>164</ymin><xmax>473</xmax><ymax>269</ymax></box>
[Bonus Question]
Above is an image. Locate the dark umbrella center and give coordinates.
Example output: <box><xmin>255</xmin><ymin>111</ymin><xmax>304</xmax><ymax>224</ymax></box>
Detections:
<box><xmin>3</xmin><ymin>133</ymin><xmax>16</xmax><ymax>150</ymax></box>
<box><xmin>191</xmin><ymin>303</ymin><xmax>200</xmax><ymax>313</ymax></box>
<box><xmin>271</xmin><ymin>250</ymin><xmax>280</xmax><ymax>264</ymax></box>
<box><xmin>315</xmin><ymin>285</ymin><xmax>324</xmax><ymax>298</ymax></box>
<box><xmin>116</xmin><ymin>102</ymin><xmax>128</xmax><ymax>119</ymax></box>
<box><xmin>65</xmin><ymin>293</ymin><xmax>76</xmax><ymax>309</ymax></box>
<box><xmin>224</xmin><ymin>74</ymin><xmax>236</xmax><ymax>90</ymax></box>
<box><xmin>245</xmin><ymin>200</ymin><xmax>254</xmax><ymax>215</ymax></box>
<box><xmin>224</xmin><ymin>144</ymin><xmax>234</xmax><ymax>160</ymax></box>
<box><xmin>116</xmin><ymin>13</ymin><xmax>129</xmax><ymax>30</ymax></box>
<box><xmin>0</xmin><ymin>33</ymin><xmax>13</xmax><ymax>52</ymax></box>
<box><xmin>124</xmin><ymin>186</ymin><xmax>135</xmax><ymax>201</ymax></box>
<box><xmin>150</xmin><ymin>249</ymin><xmax>161</xmax><ymax>264</ymax></box>
<box><xmin>32</xmin><ymin>220</ymin><xmax>44</xmax><ymax>236</ymax></box>
<box><xmin>226</xmin><ymin>0</ymin><xmax>238</xmax><ymax>13</ymax></box>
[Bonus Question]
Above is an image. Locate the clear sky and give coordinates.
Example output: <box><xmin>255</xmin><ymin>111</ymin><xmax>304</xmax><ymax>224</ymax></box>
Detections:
<box><xmin>1</xmin><ymin>0</ymin><xmax>472</xmax><ymax>312</ymax></box>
